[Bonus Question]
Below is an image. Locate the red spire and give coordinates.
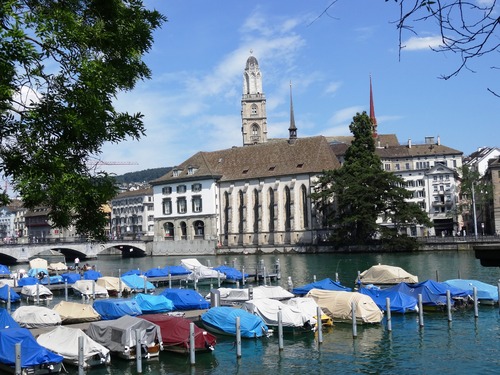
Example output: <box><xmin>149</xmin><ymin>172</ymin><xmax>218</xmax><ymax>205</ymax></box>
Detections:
<box><xmin>369</xmin><ymin>75</ymin><xmax>378</xmax><ymax>138</ymax></box>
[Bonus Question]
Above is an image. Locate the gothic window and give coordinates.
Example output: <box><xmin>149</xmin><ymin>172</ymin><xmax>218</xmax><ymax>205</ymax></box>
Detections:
<box><xmin>251</xmin><ymin>104</ymin><xmax>258</xmax><ymax>116</ymax></box>
<box><xmin>268</xmin><ymin>188</ymin><xmax>275</xmax><ymax>232</ymax></box>
<box><xmin>238</xmin><ymin>190</ymin><xmax>244</xmax><ymax>233</ymax></box>
<box><xmin>252</xmin><ymin>124</ymin><xmax>259</xmax><ymax>136</ymax></box>
<box><xmin>253</xmin><ymin>189</ymin><xmax>259</xmax><ymax>233</ymax></box>
<box><xmin>301</xmin><ymin>185</ymin><xmax>309</xmax><ymax>228</ymax></box>
<box><xmin>284</xmin><ymin>186</ymin><xmax>291</xmax><ymax>231</ymax></box>
<box><xmin>223</xmin><ymin>192</ymin><xmax>229</xmax><ymax>239</ymax></box>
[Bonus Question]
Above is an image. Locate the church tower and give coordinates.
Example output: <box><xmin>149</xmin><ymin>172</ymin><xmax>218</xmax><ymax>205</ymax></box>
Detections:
<box><xmin>241</xmin><ymin>53</ymin><xmax>268</xmax><ymax>145</ymax></box>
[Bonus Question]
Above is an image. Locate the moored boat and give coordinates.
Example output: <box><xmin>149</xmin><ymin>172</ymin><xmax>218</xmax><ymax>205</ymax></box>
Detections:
<box><xmin>96</xmin><ymin>276</ymin><xmax>131</xmax><ymax>296</ymax></box>
<box><xmin>72</xmin><ymin>279</ymin><xmax>109</xmax><ymax>299</ymax></box>
<box><xmin>11</xmin><ymin>306</ymin><xmax>62</xmax><ymax>329</ymax></box>
<box><xmin>292</xmin><ymin>278</ymin><xmax>352</xmax><ymax>296</ymax></box>
<box><xmin>201</xmin><ymin>306</ymin><xmax>269</xmax><ymax>338</ymax></box>
<box><xmin>92</xmin><ymin>298</ymin><xmax>142</xmax><ymax>320</ymax></box>
<box><xmin>160</xmin><ymin>288</ymin><xmax>210</xmax><ymax>310</ymax></box>
<box><xmin>133</xmin><ymin>293</ymin><xmax>174</xmax><ymax>314</ymax></box>
<box><xmin>20</xmin><ymin>284</ymin><xmax>53</xmax><ymax>302</ymax></box>
<box><xmin>52</xmin><ymin>301</ymin><xmax>101</xmax><ymax>324</ymax></box>
<box><xmin>443</xmin><ymin>279</ymin><xmax>498</xmax><ymax>305</ymax></box>
<box><xmin>355</xmin><ymin>264</ymin><xmax>419</xmax><ymax>287</ymax></box>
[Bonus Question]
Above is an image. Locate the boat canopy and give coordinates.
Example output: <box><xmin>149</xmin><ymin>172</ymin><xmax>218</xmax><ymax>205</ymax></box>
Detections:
<box><xmin>356</xmin><ymin>264</ymin><xmax>419</xmax><ymax>285</ymax></box>
<box><xmin>252</xmin><ymin>285</ymin><xmax>294</xmax><ymax>300</ymax></box>
<box><xmin>96</xmin><ymin>276</ymin><xmax>131</xmax><ymax>293</ymax></box>
<box><xmin>292</xmin><ymin>278</ymin><xmax>352</xmax><ymax>296</ymax></box>
<box><xmin>48</xmin><ymin>262</ymin><xmax>68</xmax><ymax>272</ymax></box>
<box><xmin>0</xmin><ymin>284</ymin><xmax>20</xmax><ymax>303</ymax></box>
<box><xmin>242</xmin><ymin>298</ymin><xmax>315</xmax><ymax>328</ymax></box>
<box><xmin>0</xmin><ymin>328</ymin><xmax>63</xmax><ymax>368</ymax></box>
<box><xmin>387</xmin><ymin>280</ymin><xmax>469</xmax><ymax>306</ymax></box>
<box><xmin>121</xmin><ymin>274</ymin><xmax>155</xmax><ymax>292</ymax></box>
<box><xmin>83</xmin><ymin>270</ymin><xmax>102</xmax><ymax>280</ymax></box>
<box><xmin>160</xmin><ymin>288</ymin><xmax>210</xmax><ymax>310</ymax></box>
<box><xmin>0</xmin><ymin>309</ymin><xmax>20</xmax><ymax>329</ymax></box>
<box><xmin>17</xmin><ymin>277</ymin><xmax>38</xmax><ymax>286</ymax></box>
<box><xmin>72</xmin><ymin>279</ymin><xmax>109</xmax><ymax>298</ymax></box>
<box><xmin>29</xmin><ymin>258</ymin><xmax>48</xmax><ymax>270</ymax></box>
<box><xmin>61</xmin><ymin>273</ymin><xmax>81</xmax><ymax>284</ymax></box>
<box><xmin>213</xmin><ymin>265</ymin><xmax>248</xmax><ymax>281</ymax></box>
<box><xmin>443</xmin><ymin>279</ymin><xmax>498</xmax><ymax>303</ymax></box>
<box><xmin>52</xmin><ymin>301</ymin><xmax>101</xmax><ymax>324</ymax></box>
<box><xmin>360</xmin><ymin>286</ymin><xmax>418</xmax><ymax>313</ymax></box>
<box><xmin>11</xmin><ymin>306</ymin><xmax>62</xmax><ymax>328</ymax></box>
<box><xmin>134</xmin><ymin>293</ymin><xmax>174</xmax><ymax>314</ymax></box>
<box><xmin>0</xmin><ymin>264</ymin><xmax>10</xmax><ymax>276</ymax></box>
<box><xmin>202</xmin><ymin>306</ymin><xmax>268</xmax><ymax>338</ymax></box>
<box><xmin>181</xmin><ymin>258</ymin><xmax>226</xmax><ymax>281</ymax></box>
<box><xmin>20</xmin><ymin>284</ymin><xmax>53</xmax><ymax>298</ymax></box>
<box><xmin>306</xmin><ymin>289</ymin><xmax>383</xmax><ymax>324</ymax></box>
<box><xmin>144</xmin><ymin>265</ymin><xmax>191</xmax><ymax>277</ymax></box>
<box><xmin>93</xmin><ymin>298</ymin><xmax>142</xmax><ymax>320</ymax></box>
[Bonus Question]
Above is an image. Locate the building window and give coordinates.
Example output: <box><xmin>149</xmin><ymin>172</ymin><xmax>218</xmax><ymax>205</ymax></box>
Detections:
<box><xmin>384</xmin><ymin>164</ymin><xmax>391</xmax><ymax>171</ymax></box>
<box><xmin>180</xmin><ymin>221</ymin><xmax>187</xmax><ymax>239</ymax></box>
<box><xmin>238</xmin><ymin>190</ymin><xmax>244</xmax><ymax>234</ymax></box>
<box><xmin>162</xmin><ymin>199</ymin><xmax>172</xmax><ymax>215</ymax></box>
<box><xmin>252</xmin><ymin>124</ymin><xmax>259</xmax><ymax>136</ymax></box>
<box><xmin>147</xmin><ymin>215</ymin><xmax>154</xmax><ymax>221</ymax></box>
<box><xmin>395</xmin><ymin>163</ymin><xmax>400</xmax><ymax>171</ymax></box>
<box><xmin>177</xmin><ymin>197</ymin><xmax>187</xmax><ymax>214</ymax></box>
<box><xmin>172</xmin><ymin>169</ymin><xmax>180</xmax><ymax>177</ymax></box>
<box><xmin>253</xmin><ymin>189</ymin><xmax>259</xmax><ymax>233</ymax></box>
<box><xmin>251</xmin><ymin>104</ymin><xmax>258</xmax><ymax>116</ymax></box>
<box><xmin>284</xmin><ymin>186</ymin><xmax>291</xmax><ymax>231</ymax></box>
<box><xmin>192</xmin><ymin>183</ymin><xmax>202</xmax><ymax>192</ymax></box>
<box><xmin>194</xmin><ymin>220</ymin><xmax>204</xmax><ymax>238</ymax></box>
<box><xmin>301</xmin><ymin>185</ymin><xmax>309</xmax><ymax>229</ymax></box>
<box><xmin>164</xmin><ymin>222</ymin><xmax>174</xmax><ymax>238</ymax></box>
<box><xmin>162</xmin><ymin>187</ymin><xmax>172</xmax><ymax>195</ymax></box>
<box><xmin>177</xmin><ymin>185</ymin><xmax>186</xmax><ymax>194</ymax></box>
<box><xmin>405</xmin><ymin>163</ymin><xmax>410</xmax><ymax>170</ymax></box>
<box><xmin>192</xmin><ymin>196</ymin><xmax>202</xmax><ymax>213</ymax></box>
<box><xmin>268</xmin><ymin>188</ymin><xmax>275</xmax><ymax>232</ymax></box>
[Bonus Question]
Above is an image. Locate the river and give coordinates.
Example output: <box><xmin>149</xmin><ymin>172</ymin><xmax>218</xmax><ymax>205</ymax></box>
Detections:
<box><xmin>9</xmin><ymin>250</ymin><xmax>500</xmax><ymax>374</ymax></box>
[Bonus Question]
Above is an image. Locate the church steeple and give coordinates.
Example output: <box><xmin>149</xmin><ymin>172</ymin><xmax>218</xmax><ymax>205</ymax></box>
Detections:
<box><xmin>288</xmin><ymin>81</ymin><xmax>297</xmax><ymax>143</ymax></box>
<box><xmin>369</xmin><ymin>75</ymin><xmax>378</xmax><ymax>138</ymax></box>
<box><xmin>241</xmin><ymin>52</ymin><xmax>268</xmax><ymax>146</ymax></box>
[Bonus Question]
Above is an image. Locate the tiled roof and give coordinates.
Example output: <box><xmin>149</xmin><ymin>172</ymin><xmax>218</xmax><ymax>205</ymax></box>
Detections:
<box><xmin>113</xmin><ymin>187</ymin><xmax>153</xmax><ymax>199</ymax></box>
<box><xmin>152</xmin><ymin>136</ymin><xmax>340</xmax><ymax>184</ymax></box>
<box><xmin>375</xmin><ymin>144</ymin><xmax>462</xmax><ymax>158</ymax></box>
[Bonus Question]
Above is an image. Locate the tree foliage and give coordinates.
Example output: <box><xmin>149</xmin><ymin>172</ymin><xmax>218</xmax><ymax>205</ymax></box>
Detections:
<box><xmin>0</xmin><ymin>0</ymin><xmax>166</xmax><ymax>240</ymax></box>
<box><xmin>311</xmin><ymin>112</ymin><xmax>431</xmax><ymax>247</ymax></box>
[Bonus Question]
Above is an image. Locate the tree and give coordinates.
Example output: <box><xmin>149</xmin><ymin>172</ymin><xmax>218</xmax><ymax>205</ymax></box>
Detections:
<box><xmin>311</xmin><ymin>112</ymin><xmax>431</xmax><ymax>248</ymax></box>
<box><xmin>0</xmin><ymin>1</ymin><xmax>166</xmax><ymax>240</ymax></box>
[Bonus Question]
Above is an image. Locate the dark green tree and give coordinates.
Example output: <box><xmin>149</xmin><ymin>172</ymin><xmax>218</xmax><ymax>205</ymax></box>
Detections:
<box><xmin>0</xmin><ymin>0</ymin><xmax>166</xmax><ymax>240</ymax></box>
<box><xmin>311</xmin><ymin>112</ymin><xmax>431</xmax><ymax>248</ymax></box>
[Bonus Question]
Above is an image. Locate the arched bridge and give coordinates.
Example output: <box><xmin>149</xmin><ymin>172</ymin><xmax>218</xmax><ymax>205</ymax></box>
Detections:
<box><xmin>0</xmin><ymin>240</ymin><xmax>149</xmax><ymax>265</ymax></box>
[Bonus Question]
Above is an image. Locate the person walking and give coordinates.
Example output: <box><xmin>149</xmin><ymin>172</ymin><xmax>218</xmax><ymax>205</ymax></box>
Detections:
<box><xmin>74</xmin><ymin>257</ymin><xmax>80</xmax><ymax>270</ymax></box>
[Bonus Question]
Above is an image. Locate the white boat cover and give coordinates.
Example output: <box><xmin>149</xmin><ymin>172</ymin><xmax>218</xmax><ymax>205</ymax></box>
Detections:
<box><xmin>206</xmin><ymin>287</ymin><xmax>250</xmax><ymax>302</ymax></box>
<box><xmin>306</xmin><ymin>289</ymin><xmax>383</xmax><ymax>324</ymax></box>
<box><xmin>20</xmin><ymin>284</ymin><xmax>53</xmax><ymax>299</ymax></box>
<box><xmin>356</xmin><ymin>264</ymin><xmax>419</xmax><ymax>285</ymax></box>
<box><xmin>181</xmin><ymin>258</ymin><xmax>226</xmax><ymax>281</ymax></box>
<box><xmin>0</xmin><ymin>279</ymin><xmax>15</xmax><ymax>287</ymax></box>
<box><xmin>72</xmin><ymin>280</ymin><xmax>109</xmax><ymax>298</ymax></box>
<box><xmin>96</xmin><ymin>276</ymin><xmax>131</xmax><ymax>294</ymax></box>
<box><xmin>242</xmin><ymin>298</ymin><xmax>314</xmax><ymax>328</ymax></box>
<box><xmin>12</xmin><ymin>305</ymin><xmax>62</xmax><ymax>328</ymax></box>
<box><xmin>29</xmin><ymin>258</ymin><xmax>48</xmax><ymax>270</ymax></box>
<box><xmin>36</xmin><ymin>326</ymin><xmax>110</xmax><ymax>367</ymax></box>
<box><xmin>252</xmin><ymin>285</ymin><xmax>294</xmax><ymax>300</ymax></box>
<box><xmin>86</xmin><ymin>315</ymin><xmax>162</xmax><ymax>354</ymax></box>
<box><xmin>48</xmin><ymin>262</ymin><xmax>68</xmax><ymax>272</ymax></box>
<box><xmin>52</xmin><ymin>301</ymin><xmax>101</xmax><ymax>323</ymax></box>
<box><xmin>285</xmin><ymin>297</ymin><xmax>325</xmax><ymax>323</ymax></box>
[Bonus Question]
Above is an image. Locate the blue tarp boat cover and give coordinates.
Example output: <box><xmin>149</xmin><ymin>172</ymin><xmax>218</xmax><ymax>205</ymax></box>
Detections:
<box><xmin>121</xmin><ymin>274</ymin><xmax>155</xmax><ymax>292</ymax></box>
<box><xmin>0</xmin><ymin>309</ymin><xmax>20</xmax><ymax>329</ymax></box>
<box><xmin>443</xmin><ymin>279</ymin><xmax>498</xmax><ymax>303</ymax></box>
<box><xmin>83</xmin><ymin>270</ymin><xmax>102</xmax><ymax>280</ymax></box>
<box><xmin>360</xmin><ymin>287</ymin><xmax>418</xmax><ymax>313</ymax></box>
<box><xmin>61</xmin><ymin>273</ymin><xmax>81</xmax><ymax>284</ymax></box>
<box><xmin>40</xmin><ymin>275</ymin><xmax>64</xmax><ymax>285</ymax></box>
<box><xmin>0</xmin><ymin>328</ymin><xmax>63</xmax><ymax>367</ymax></box>
<box><xmin>163</xmin><ymin>265</ymin><xmax>191</xmax><ymax>276</ymax></box>
<box><xmin>387</xmin><ymin>280</ymin><xmax>469</xmax><ymax>306</ymax></box>
<box><xmin>0</xmin><ymin>285</ymin><xmax>20</xmax><ymax>303</ymax></box>
<box><xmin>292</xmin><ymin>278</ymin><xmax>352</xmax><ymax>296</ymax></box>
<box><xmin>17</xmin><ymin>277</ymin><xmax>38</xmax><ymax>287</ymax></box>
<box><xmin>134</xmin><ymin>293</ymin><xmax>174</xmax><ymax>313</ymax></box>
<box><xmin>201</xmin><ymin>307</ymin><xmax>268</xmax><ymax>338</ymax></box>
<box><xmin>122</xmin><ymin>269</ymin><xmax>142</xmax><ymax>276</ymax></box>
<box><xmin>27</xmin><ymin>268</ymin><xmax>48</xmax><ymax>278</ymax></box>
<box><xmin>93</xmin><ymin>298</ymin><xmax>142</xmax><ymax>320</ymax></box>
<box><xmin>160</xmin><ymin>288</ymin><xmax>210</xmax><ymax>310</ymax></box>
<box><xmin>0</xmin><ymin>264</ymin><xmax>10</xmax><ymax>276</ymax></box>
<box><xmin>213</xmin><ymin>265</ymin><xmax>248</xmax><ymax>281</ymax></box>
<box><xmin>144</xmin><ymin>267</ymin><xmax>168</xmax><ymax>277</ymax></box>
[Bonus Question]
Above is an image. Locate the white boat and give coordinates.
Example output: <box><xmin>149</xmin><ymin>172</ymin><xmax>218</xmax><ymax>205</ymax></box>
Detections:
<box><xmin>208</xmin><ymin>285</ymin><xmax>294</xmax><ymax>305</ymax></box>
<box><xmin>181</xmin><ymin>258</ymin><xmax>226</xmax><ymax>283</ymax></box>
<box><xmin>72</xmin><ymin>279</ymin><xmax>109</xmax><ymax>299</ymax></box>
<box><xmin>52</xmin><ymin>301</ymin><xmax>101</xmax><ymax>324</ymax></box>
<box><xmin>11</xmin><ymin>306</ymin><xmax>62</xmax><ymax>329</ymax></box>
<box><xmin>36</xmin><ymin>326</ymin><xmax>110</xmax><ymax>369</ymax></box>
<box><xmin>47</xmin><ymin>262</ymin><xmax>68</xmax><ymax>274</ymax></box>
<box><xmin>96</xmin><ymin>276</ymin><xmax>131</xmax><ymax>296</ymax></box>
<box><xmin>20</xmin><ymin>284</ymin><xmax>53</xmax><ymax>302</ymax></box>
<box><xmin>285</xmin><ymin>297</ymin><xmax>333</xmax><ymax>327</ymax></box>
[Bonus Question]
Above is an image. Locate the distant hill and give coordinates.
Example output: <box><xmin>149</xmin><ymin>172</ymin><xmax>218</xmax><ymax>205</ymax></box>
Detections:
<box><xmin>112</xmin><ymin>167</ymin><xmax>171</xmax><ymax>184</ymax></box>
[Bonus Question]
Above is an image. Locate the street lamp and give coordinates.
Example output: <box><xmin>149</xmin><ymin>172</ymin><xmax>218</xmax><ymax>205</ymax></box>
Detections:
<box><xmin>471</xmin><ymin>181</ymin><xmax>478</xmax><ymax>239</ymax></box>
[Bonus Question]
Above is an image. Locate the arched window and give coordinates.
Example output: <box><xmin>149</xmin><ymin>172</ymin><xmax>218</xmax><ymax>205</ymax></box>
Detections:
<box><xmin>238</xmin><ymin>190</ymin><xmax>244</xmax><ymax>233</ymax></box>
<box><xmin>253</xmin><ymin>189</ymin><xmax>259</xmax><ymax>233</ymax></box>
<box><xmin>180</xmin><ymin>221</ymin><xmax>187</xmax><ymax>239</ymax></box>
<box><xmin>268</xmin><ymin>188</ymin><xmax>275</xmax><ymax>232</ymax></box>
<box><xmin>284</xmin><ymin>186</ymin><xmax>291</xmax><ymax>231</ymax></box>
<box><xmin>193</xmin><ymin>220</ymin><xmax>204</xmax><ymax>238</ymax></box>
<box><xmin>301</xmin><ymin>185</ymin><xmax>309</xmax><ymax>228</ymax></box>
<box><xmin>164</xmin><ymin>222</ymin><xmax>174</xmax><ymax>239</ymax></box>
<box><xmin>251</xmin><ymin>104</ymin><xmax>258</xmax><ymax>115</ymax></box>
<box><xmin>252</xmin><ymin>124</ymin><xmax>259</xmax><ymax>136</ymax></box>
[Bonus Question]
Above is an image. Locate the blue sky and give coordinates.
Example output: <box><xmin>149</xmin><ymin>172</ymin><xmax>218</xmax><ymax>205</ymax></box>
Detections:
<box><xmin>101</xmin><ymin>0</ymin><xmax>499</xmax><ymax>175</ymax></box>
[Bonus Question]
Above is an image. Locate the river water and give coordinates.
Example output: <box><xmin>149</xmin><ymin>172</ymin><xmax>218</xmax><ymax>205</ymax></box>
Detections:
<box><xmin>9</xmin><ymin>251</ymin><xmax>500</xmax><ymax>374</ymax></box>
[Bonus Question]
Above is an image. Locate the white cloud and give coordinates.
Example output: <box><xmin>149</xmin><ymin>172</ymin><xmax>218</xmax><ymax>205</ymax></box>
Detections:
<box><xmin>403</xmin><ymin>36</ymin><xmax>443</xmax><ymax>51</ymax></box>
<box><xmin>324</xmin><ymin>81</ymin><xmax>342</xmax><ymax>95</ymax></box>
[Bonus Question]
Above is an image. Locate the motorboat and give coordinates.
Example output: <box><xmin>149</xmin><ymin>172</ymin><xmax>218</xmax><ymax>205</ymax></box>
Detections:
<box><xmin>360</xmin><ymin>286</ymin><xmax>418</xmax><ymax>313</ymax></box>
<box><xmin>0</xmin><ymin>285</ymin><xmax>20</xmax><ymax>304</ymax></box>
<box><xmin>52</xmin><ymin>301</ymin><xmax>101</xmax><ymax>324</ymax></box>
<box><xmin>20</xmin><ymin>284</ymin><xmax>53</xmax><ymax>302</ymax></box>
<box><xmin>201</xmin><ymin>306</ymin><xmax>269</xmax><ymax>338</ymax></box>
<box><xmin>0</xmin><ymin>328</ymin><xmax>63</xmax><ymax>374</ymax></box>
<box><xmin>133</xmin><ymin>293</ymin><xmax>174</xmax><ymax>314</ymax></box>
<box><xmin>86</xmin><ymin>315</ymin><xmax>163</xmax><ymax>360</ymax></box>
<box><xmin>355</xmin><ymin>264</ymin><xmax>419</xmax><ymax>287</ymax></box>
<box><xmin>292</xmin><ymin>278</ymin><xmax>352</xmax><ymax>296</ymax></box>
<box><xmin>96</xmin><ymin>276</ymin><xmax>131</xmax><ymax>296</ymax></box>
<box><xmin>11</xmin><ymin>306</ymin><xmax>62</xmax><ymax>329</ymax></box>
<box><xmin>141</xmin><ymin>313</ymin><xmax>216</xmax><ymax>353</ymax></box>
<box><xmin>180</xmin><ymin>258</ymin><xmax>226</xmax><ymax>283</ymax></box>
<box><xmin>213</xmin><ymin>265</ymin><xmax>248</xmax><ymax>284</ymax></box>
<box><xmin>72</xmin><ymin>279</ymin><xmax>109</xmax><ymax>299</ymax></box>
<box><xmin>121</xmin><ymin>274</ymin><xmax>155</xmax><ymax>293</ymax></box>
<box><xmin>284</xmin><ymin>297</ymin><xmax>333</xmax><ymax>327</ymax></box>
<box><xmin>36</xmin><ymin>326</ymin><xmax>110</xmax><ymax>369</ymax></box>
<box><xmin>443</xmin><ymin>279</ymin><xmax>499</xmax><ymax>305</ymax></box>
<box><xmin>92</xmin><ymin>298</ymin><xmax>142</xmax><ymax>320</ymax></box>
<box><xmin>160</xmin><ymin>288</ymin><xmax>210</xmax><ymax>310</ymax></box>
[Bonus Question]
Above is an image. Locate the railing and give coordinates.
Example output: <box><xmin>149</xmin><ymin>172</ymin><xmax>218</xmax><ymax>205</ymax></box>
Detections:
<box><xmin>417</xmin><ymin>235</ymin><xmax>500</xmax><ymax>244</ymax></box>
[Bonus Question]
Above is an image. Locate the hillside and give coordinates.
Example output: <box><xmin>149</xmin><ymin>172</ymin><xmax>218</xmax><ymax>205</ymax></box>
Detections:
<box><xmin>112</xmin><ymin>167</ymin><xmax>171</xmax><ymax>184</ymax></box>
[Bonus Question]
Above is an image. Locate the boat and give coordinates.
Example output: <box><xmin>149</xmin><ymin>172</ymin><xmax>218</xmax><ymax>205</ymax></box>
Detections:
<box><xmin>36</xmin><ymin>326</ymin><xmax>110</xmax><ymax>369</ymax></box>
<box><xmin>284</xmin><ymin>297</ymin><xmax>333</xmax><ymax>327</ymax></box>
<box><xmin>29</xmin><ymin>258</ymin><xmax>49</xmax><ymax>271</ymax></box>
<box><xmin>0</xmin><ymin>285</ymin><xmax>21</xmax><ymax>304</ymax></box>
<box><xmin>0</xmin><ymin>328</ymin><xmax>63</xmax><ymax>374</ymax></box>
<box><xmin>17</xmin><ymin>277</ymin><xmax>38</xmax><ymax>287</ymax></box>
<box><xmin>39</xmin><ymin>275</ymin><xmax>64</xmax><ymax>285</ymax></box>
<box><xmin>205</xmin><ymin>287</ymin><xmax>250</xmax><ymax>306</ymax></box>
<box><xmin>47</xmin><ymin>262</ymin><xmax>68</xmax><ymax>274</ymax></box>
<box><xmin>292</xmin><ymin>278</ymin><xmax>352</xmax><ymax>296</ymax></box>
<box><xmin>0</xmin><ymin>264</ymin><xmax>10</xmax><ymax>278</ymax></box>
<box><xmin>355</xmin><ymin>264</ymin><xmax>419</xmax><ymax>287</ymax></box>
<box><xmin>213</xmin><ymin>265</ymin><xmax>248</xmax><ymax>284</ymax></box>
<box><xmin>61</xmin><ymin>272</ymin><xmax>81</xmax><ymax>284</ymax></box>
<box><xmin>359</xmin><ymin>286</ymin><xmax>418</xmax><ymax>313</ymax></box>
<box><xmin>121</xmin><ymin>274</ymin><xmax>156</xmax><ymax>293</ymax></box>
<box><xmin>72</xmin><ymin>279</ymin><xmax>109</xmax><ymax>299</ymax></box>
<box><xmin>252</xmin><ymin>285</ymin><xmax>294</xmax><ymax>300</ymax></box>
<box><xmin>20</xmin><ymin>284</ymin><xmax>53</xmax><ymax>302</ymax></box>
<box><xmin>160</xmin><ymin>288</ymin><xmax>210</xmax><ymax>310</ymax></box>
<box><xmin>207</xmin><ymin>285</ymin><xmax>294</xmax><ymax>306</ymax></box>
<box><xmin>11</xmin><ymin>306</ymin><xmax>62</xmax><ymax>329</ymax></box>
<box><xmin>140</xmin><ymin>313</ymin><xmax>217</xmax><ymax>353</ymax></box>
<box><xmin>242</xmin><ymin>298</ymin><xmax>316</xmax><ymax>333</ymax></box>
<box><xmin>134</xmin><ymin>293</ymin><xmax>174</xmax><ymax>314</ymax></box>
<box><xmin>0</xmin><ymin>309</ymin><xmax>20</xmax><ymax>329</ymax></box>
<box><xmin>306</xmin><ymin>289</ymin><xmax>384</xmax><ymax>324</ymax></box>
<box><xmin>144</xmin><ymin>265</ymin><xmax>191</xmax><ymax>278</ymax></box>
<box><xmin>96</xmin><ymin>276</ymin><xmax>131</xmax><ymax>296</ymax></box>
<box><xmin>86</xmin><ymin>315</ymin><xmax>163</xmax><ymax>360</ymax></box>
<box><xmin>92</xmin><ymin>298</ymin><xmax>142</xmax><ymax>320</ymax></box>
<box><xmin>201</xmin><ymin>306</ymin><xmax>270</xmax><ymax>338</ymax></box>
<box><xmin>83</xmin><ymin>269</ymin><xmax>102</xmax><ymax>281</ymax></box>
<box><xmin>443</xmin><ymin>279</ymin><xmax>499</xmax><ymax>305</ymax></box>
<box><xmin>52</xmin><ymin>301</ymin><xmax>101</xmax><ymax>324</ymax></box>
<box><xmin>180</xmin><ymin>258</ymin><xmax>226</xmax><ymax>283</ymax></box>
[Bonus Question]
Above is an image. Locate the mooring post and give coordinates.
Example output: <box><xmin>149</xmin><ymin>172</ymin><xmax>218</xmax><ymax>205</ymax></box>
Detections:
<box><xmin>418</xmin><ymin>294</ymin><xmax>424</xmax><ymax>328</ymax></box>
<box><xmin>351</xmin><ymin>301</ymin><xmax>357</xmax><ymax>338</ymax></box>
<box><xmin>386</xmin><ymin>297</ymin><xmax>392</xmax><ymax>332</ymax></box>
<box><xmin>236</xmin><ymin>316</ymin><xmax>242</xmax><ymax>358</ymax></box>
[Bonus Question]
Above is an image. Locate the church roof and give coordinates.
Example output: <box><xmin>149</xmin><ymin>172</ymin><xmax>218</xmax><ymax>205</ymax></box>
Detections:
<box><xmin>152</xmin><ymin>136</ymin><xmax>340</xmax><ymax>185</ymax></box>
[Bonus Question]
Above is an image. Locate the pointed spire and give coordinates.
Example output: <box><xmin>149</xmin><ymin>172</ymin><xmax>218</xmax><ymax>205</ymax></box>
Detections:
<box><xmin>369</xmin><ymin>75</ymin><xmax>378</xmax><ymax>138</ymax></box>
<box><xmin>289</xmin><ymin>81</ymin><xmax>297</xmax><ymax>142</ymax></box>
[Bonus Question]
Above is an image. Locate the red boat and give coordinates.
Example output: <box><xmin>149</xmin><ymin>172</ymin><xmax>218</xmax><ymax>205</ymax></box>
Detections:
<box><xmin>140</xmin><ymin>314</ymin><xmax>216</xmax><ymax>354</ymax></box>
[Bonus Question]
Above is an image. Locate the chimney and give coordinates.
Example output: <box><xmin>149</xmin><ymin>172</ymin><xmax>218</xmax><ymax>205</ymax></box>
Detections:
<box><xmin>408</xmin><ymin>139</ymin><xmax>412</xmax><ymax>148</ymax></box>
<box><xmin>437</xmin><ymin>135</ymin><xmax>441</xmax><ymax>145</ymax></box>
